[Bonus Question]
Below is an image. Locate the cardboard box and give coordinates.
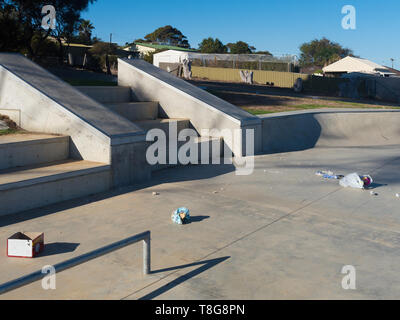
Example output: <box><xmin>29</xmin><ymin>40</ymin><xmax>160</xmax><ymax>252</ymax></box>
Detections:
<box><xmin>7</xmin><ymin>232</ymin><xmax>44</xmax><ymax>258</ymax></box>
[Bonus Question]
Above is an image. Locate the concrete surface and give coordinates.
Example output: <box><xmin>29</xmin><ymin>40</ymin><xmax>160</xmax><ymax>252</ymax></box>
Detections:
<box><xmin>75</xmin><ymin>86</ymin><xmax>132</xmax><ymax>104</ymax></box>
<box><xmin>0</xmin><ymin>54</ymin><xmax>146</xmax><ymax>164</ymax></box>
<box><xmin>0</xmin><ymin>134</ymin><xmax>69</xmax><ymax>170</ymax></box>
<box><xmin>0</xmin><ymin>160</ymin><xmax>111</xmax><ymax>217</ymax></box>
<box><xmin>0</xmin><ymin>54</ymin><xmax>154</xmax><ymax>188</ymax></box>
<box><xmin>0</xmin><ymin>142</ymin><xmax>399</xmax><ymax>299</ymax></box>
<box><xmin>118</xmin><ymin>58</ymin><xmax>262</xmax><ymax>156</ymax></box>
<box><xmin>261</xmin><ymin>109</ymin><xmax>400</xmax><ymax>153</ymax></box>
<box><xmin>105</xmin><ymin>102</ymin><xmax>159</xmax><ymax>122</ymax></box>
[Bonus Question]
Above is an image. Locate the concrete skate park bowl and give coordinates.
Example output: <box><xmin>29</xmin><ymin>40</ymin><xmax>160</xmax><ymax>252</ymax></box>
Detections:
<box><xmin>260</xmin><ymin>109</ymin><xmax>400</xmax><ymax>154</ymax></box>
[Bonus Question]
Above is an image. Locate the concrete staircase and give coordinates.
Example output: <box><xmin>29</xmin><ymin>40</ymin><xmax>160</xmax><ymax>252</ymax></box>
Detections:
<box><xmin>76</xmin><ymin>86</ymin><xmax>223</xmax><ymax>170</ymax></box>
<box><xmin>0</xmin><ymin>134</ymin><xmax>111</xmax><ymax>217</ymax></box>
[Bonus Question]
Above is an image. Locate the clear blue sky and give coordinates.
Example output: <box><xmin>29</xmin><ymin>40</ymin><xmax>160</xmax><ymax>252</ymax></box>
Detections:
<box><xmin>81</xmin><ymin>0</ymin><xmax>399</xmax><ymax>68</ymax></box>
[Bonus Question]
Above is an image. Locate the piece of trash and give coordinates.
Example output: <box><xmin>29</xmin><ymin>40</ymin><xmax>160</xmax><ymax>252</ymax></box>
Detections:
<box><xmin>396</xmin><ymin>193</ymin><xmax>400</xmax><ymax>198</ymax></box>
<box><xmin>339</xmin><ymin>173</ymin><xmax>373</xmax><ymax>189</ymax></box>
<box><xmin>316</xmin><ymin>170</ymin><xmax>344</xmax><ymax>180</ymax></box>
<box><xmin>370</xmin><ymin>191</ymin><xmax>378</xmax><ymax>196</ymax></box>
<box><xmin>152</xmin><ymin>192</ymin><xmax>159</xmax><ymax>196</ymax></box>
<box><xmin>213</xmin><ymin>191</ymin><xmax>218</xmax><ymax>194</ymax></box>
<box><xmin>171</xmin><ymin>207</ymin><xmax>190</xmax><ymax>225</ymax></box>
<box><xmin>316</xmin><ymin>170</ymin><xmax>334</xmax><ymax>176</ymax></box>
<box><xmin>7</xmin><ymin>232</ymin><xmax>44</xmax><ymax>258</ymax></box>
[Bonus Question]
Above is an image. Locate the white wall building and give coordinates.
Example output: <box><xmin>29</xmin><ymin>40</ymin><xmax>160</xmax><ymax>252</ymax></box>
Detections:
<box><xmin>323</xmin><ymin>56</ymin><xmax>396</xmax><ymax>77</ymax></box>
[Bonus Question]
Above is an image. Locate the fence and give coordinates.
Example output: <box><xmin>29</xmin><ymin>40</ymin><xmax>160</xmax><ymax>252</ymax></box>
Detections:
<box><xmin>191</xmin><ymin>66</ymin><xmax>346</xmax><ymax>95</ymax></box>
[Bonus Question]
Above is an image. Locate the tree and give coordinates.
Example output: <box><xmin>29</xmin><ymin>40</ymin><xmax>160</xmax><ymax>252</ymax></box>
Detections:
<box><xmin>0</xmin><ymin>3</ymin><xmax>24</xmax><ymax>52</ymax></box>
<box><xmin>144</xmin><ymin>25</ymin><xmax>190</xmax><ymax>48</ymax></box>
<box><xmin>299</xmin><ymin>37</ymin><xmax>354</xmax><ymax>67</ymax></box>
<box><xmin>255</xmin><ymin>50</ymin><xmax>272</xmax><ymax>56</ymax></box>
<box><xmin>198</xmin><ymin>37</ymin><xmax>227</xmax><ymax>53</ymax></box>
<box><xmin>226</xmin><ymin>41</ymin><xmax>255</xmax><ymax>54</ymax></box>
<box><xmin>77</xmin><ymin>19</ymin><xmax>94</xmax><ymax>44</ymax></box>
<box><xmin>0</xmin><ymin>0</ymin><xmax>96</xmax><ymax>60</ymax></box>
<box><xmin>88</xmin><ymin>41</ymin><xmax>118</xmax><ymax>72</ymax></box>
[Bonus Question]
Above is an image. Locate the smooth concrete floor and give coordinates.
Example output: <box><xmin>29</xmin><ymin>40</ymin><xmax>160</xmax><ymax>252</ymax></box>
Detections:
<box><xmin>0</xmin><ymin>145</ymin><xmax>400</xmax><ymax>299</ymax></box>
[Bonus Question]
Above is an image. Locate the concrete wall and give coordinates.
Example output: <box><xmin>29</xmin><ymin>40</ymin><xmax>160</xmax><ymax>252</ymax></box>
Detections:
<box><xmin>118</xmin><ymin>58</ymin><xmax>262</xmax><ymax>156</ymax></box>
<box><xmin>260</xmin><ymin>109</ymin><xmax>400</xmax><ymax>154</ymax></box>
<box><xmin>0</xmin><ymin>53</ymin><xmax>150</xmax><ymax>187</ymax></box>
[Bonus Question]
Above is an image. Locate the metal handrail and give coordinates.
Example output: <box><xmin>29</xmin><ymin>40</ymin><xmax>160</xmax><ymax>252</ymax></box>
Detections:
<box><xmin>0</xmin><ymin>231</ymin><xmax>151</xmax><ymax>295</ymax></box>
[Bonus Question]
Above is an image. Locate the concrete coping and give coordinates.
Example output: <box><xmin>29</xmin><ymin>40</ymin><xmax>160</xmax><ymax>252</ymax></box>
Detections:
<box><xmin>258</xmin><ymin>108</ymin><xmax>400</xmax><ymax>119</ymax></box>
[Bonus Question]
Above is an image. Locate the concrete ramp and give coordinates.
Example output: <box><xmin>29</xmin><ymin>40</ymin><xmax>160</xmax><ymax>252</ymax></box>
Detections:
<box><xmin>118</xmin><ymin>58</ymin><xmax>262</xmax><ymax>156</ymax></box>
<box><xmin>0</xmin><ymin>53</ymin><xmax>150</xmax><ymax>187</ymax></box>
<box><xmin>261</xmin><ymin>109</ymin><xmax>400</xmax><ymax>153</ymax></box>
<box><xmin>0</xmin><ymin>53</ymin><xmax>145</xmax><ymax>163</ymax></box>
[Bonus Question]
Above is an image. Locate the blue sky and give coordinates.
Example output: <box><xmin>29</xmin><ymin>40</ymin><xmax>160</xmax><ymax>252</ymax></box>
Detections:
<box><xmin>81</xmin><ymin>0</ymin><xmax>399</xmax><ymax>68</ymax></box>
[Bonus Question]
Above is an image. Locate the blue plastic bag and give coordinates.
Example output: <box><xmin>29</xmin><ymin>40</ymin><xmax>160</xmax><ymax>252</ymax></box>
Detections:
<box><xmin>171</xmin><ymin>207</ymin><xmax>190</xmax><ymax>225</ymax></box>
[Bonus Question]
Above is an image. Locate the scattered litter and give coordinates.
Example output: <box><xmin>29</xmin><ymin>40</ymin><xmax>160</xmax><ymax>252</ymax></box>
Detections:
<box><xmin>316</xmin><ymin>170</ymin><xmax>373</xmax><ymax>189</ymax></box>
<box><xmin>339</xmin><ymin>173</ymin><xmax>373</xmax><ymax>189</ymax></box>
<box><xmin>152</xmin><ymin>192</ymin><xmax>159</xmax><ymax>196</ymax></box>
<box><xmin>7</xmin><ymin>232</ymin><xmax>44</xmax><ymax>258</ymax></box>
<box><xmin>370</xmin><ymin>191</ymin><xmax>378</xmax><ymax>196</ymax></box>
<box><xmin>213</xmin><ymin>191</ymin><xmax>218</xmax><ymax>194</ymax></box>
<box><xmin>171</xmin><ymin>207</ymin><xmax>190</xmax><ymax>225</ymax></box>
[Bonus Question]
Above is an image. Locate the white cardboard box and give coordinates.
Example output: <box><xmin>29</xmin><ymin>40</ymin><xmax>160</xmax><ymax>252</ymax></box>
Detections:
<box><xmin>7</xmin><ymin>232</ymin><xmax>44</xmax><ymax>258</ymax></box>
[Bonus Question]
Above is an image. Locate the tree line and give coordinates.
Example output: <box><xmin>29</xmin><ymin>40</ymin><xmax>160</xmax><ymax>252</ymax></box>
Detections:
<box><xmin>0</xmin><ymin>1</ymin><xmax>355</xmax><ymax>70</ymax></box>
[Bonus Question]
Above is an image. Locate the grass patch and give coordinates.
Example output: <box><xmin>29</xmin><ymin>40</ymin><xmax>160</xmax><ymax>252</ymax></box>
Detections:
<box><xmin>65</xmin><ymin>79</ymin><xmax>118</xmax><ymax>86</ymax></box>
<box><xmin>245</xmin><ymin>109</ymin><xmax>277</xmax><ymax>115</ymax></box>
<box><xmin>0</xmin><ymin>128</ymin><xmax>19</xmax><ymax>136</ymax></box>
<box><xmin>290</xmin><ymin>104</ymin><xmax>332</xmax><ymax>109</ymax></box>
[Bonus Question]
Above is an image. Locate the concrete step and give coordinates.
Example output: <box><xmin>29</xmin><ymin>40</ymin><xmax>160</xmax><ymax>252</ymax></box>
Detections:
<box><xmin>134</xmin><ymin>118</ymin><xmax>191</xmax><ymax>138</ymax></box>
<box><xmin>105</xmin><ymin>102</ymin><xmax>159</xmax><ymax>121</ymax></box>
<box><xmin>75</xmin><ymin>86</ymin><xmax>132</xmax><ymax>103</ymax></box>
<box><xmin>0</xmin><ymin>134</ymin><xmax>69</xmax><ymax>170</ymax></box>
<box><xmin>0</xmin><ymin>160</ymin><xmax>111</xmax><ymax>217</ymax></box>
<box><xmin>151</xmin><ymin>136</ymin><xmax>224</xmax><ymax>172</ymax></box>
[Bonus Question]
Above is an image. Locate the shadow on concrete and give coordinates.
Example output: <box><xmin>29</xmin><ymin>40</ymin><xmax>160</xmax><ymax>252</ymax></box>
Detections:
<box><xmin>188</xmin><ymin>216</ymin><xmax>210</xmax><ymax>224</ymax></box>
<box><xmin>261</xmin><ymin>113</ymin><xmax>322</xmax><ymax>154</ymax></box>
<box><xmin>367</xmin><ymin>182</ymin><xmax>388</xmax><ymax>190</ymax></box>
<box><xmin>38</xmin><ymin>242</ymin><xmax>80</xmax><ymax>257</ymax></box>
<box><xmin>139</xmin><ymin>256</ymin><xmax>230</xmax><ymax>300</ymax></box>
<box><xmin>0</xmin><ymin>163</ymin><xmax>235</xmax><ymax>228</ymax></box>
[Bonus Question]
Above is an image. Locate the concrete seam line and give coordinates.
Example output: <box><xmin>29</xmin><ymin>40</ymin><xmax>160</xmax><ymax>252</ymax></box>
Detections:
<box><xmin>0</xmin><ymin>231</ymin><xmax>151</xmax><ymax>295</ymax></box>
<box><xmin>119</xmin><ymin>59</ymin><xmax>251</xmax><ymax>126</ymax></box>
<box><xmin>0</xmin><ymin>64</ymin><xmax>110</xmax><ymax>143</ymax></box>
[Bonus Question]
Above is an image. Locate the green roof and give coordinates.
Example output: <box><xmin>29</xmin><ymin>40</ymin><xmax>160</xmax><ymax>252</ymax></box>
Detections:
<box><xmin>134</xmin><ymin>42</ymin><xmax>197</xmax><ymax>52</ymax></box>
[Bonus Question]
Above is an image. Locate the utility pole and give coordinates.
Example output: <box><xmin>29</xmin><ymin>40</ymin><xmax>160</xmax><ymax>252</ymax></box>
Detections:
<box><xmin>390</xmin><ymin>58</ymin><xmax>394</xmax><ymax>69</ymax></box>
<box><xmin>106</xmin><ymin>33</ymin><xmax>112</xmax><ymax>75</ymax></box>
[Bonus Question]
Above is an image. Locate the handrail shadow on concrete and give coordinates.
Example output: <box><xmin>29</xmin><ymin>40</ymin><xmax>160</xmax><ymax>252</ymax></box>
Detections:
<box><xmin>138</xmin><ymin>256</ymin><xmax>230</xmax><ymax>300</ymax></box>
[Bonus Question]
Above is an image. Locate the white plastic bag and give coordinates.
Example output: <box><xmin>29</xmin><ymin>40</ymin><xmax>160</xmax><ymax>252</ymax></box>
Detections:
<box><xmin>339</xmin><ymin>173</ymin><xmax>364</xmax><ymax>189</ymax></box>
